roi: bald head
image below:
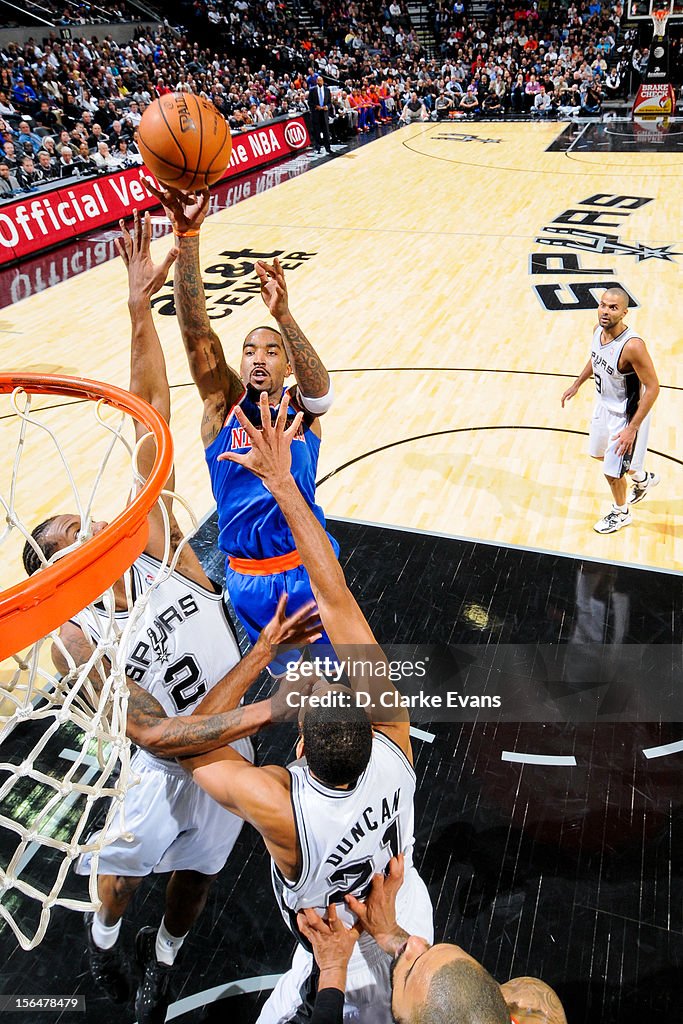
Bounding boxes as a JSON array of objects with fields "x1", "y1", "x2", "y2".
[
  {"x1": 415, "y1": 960, "x2": 509, "y2": 1024},
  {"x1": 391, "y1": 942, "x2": 510, "y2": 1024}
]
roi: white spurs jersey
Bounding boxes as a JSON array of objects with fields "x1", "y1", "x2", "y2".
[
  {"x1": 273, "y1": 732, "x2": 416, "y2": 939},
  {"x1": 74, "y1": 552, "x2": 241, "y2": 753},
  {"x1": 590, "y1": 324, "x2": 642, "y2": 419}
]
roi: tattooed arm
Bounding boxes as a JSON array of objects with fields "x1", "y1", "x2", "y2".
[
  {"x1": 145, "y1": 182, "x2": 244, "y2": 447},
  {"x1": 124, "y1": 683, "x2": 271, "y2": 758},
  {"x1": 175, "y1": 234, "x2": 245, "y2": 446},
  {"x1": 256, "y1": 257, "x2": 331, "y2": 403},
  {"x1": 50, "y1": 598, "x2": 321, "y2": 758},
  {"x1": 52, "y1": 621, "x2": 270, "y2": 758},
  {"x1": 500, "y1": 978, "x2": 568, "y2": 1024}
]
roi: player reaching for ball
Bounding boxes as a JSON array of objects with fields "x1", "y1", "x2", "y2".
[{"x1": 145, "y1": 182, "x2": 337, "y2": 674}]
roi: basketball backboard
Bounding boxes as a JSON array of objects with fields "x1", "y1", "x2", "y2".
[{"x1": 627, "y1": 0, "x2": 681, "y2": 20}]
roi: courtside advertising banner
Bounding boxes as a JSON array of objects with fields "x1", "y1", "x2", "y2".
[{"x1": 0, "y1": 116, "x2": 310, "y2": 263}]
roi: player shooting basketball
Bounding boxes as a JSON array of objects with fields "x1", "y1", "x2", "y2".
[
  {"x1": 178, "y1": 391, "x2": 434, "y2": 1024},
  {"x1": 144, "y1": 181, "x2": 337, "y2": 674},
  {"x1": 21, "y1": 212, "x2": 322, "y2": 1024}
]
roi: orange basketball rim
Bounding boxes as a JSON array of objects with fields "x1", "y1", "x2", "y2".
[{"x1": 0, "y1": 373, "x2": 173, "y2": 661}]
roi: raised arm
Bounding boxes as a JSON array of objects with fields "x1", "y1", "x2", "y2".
[
  {"x1": 220, "y1": 393, "x2": 411, "y2": 757},
  {"x1": 221, "y1": 393, "x2": 368, "y2": 644},
  {"x1": 117, "y1": 210, "x2": 212, "y2": 580},
  {"x1": 256, "y1": 257, "x2": 331, "y2": 405},
  {"x1": 52, "y1": 597, "x2": 321, "y2": 758},
  {"x1": 144, "y1": 181, "x2": 244, "y2": 446}
]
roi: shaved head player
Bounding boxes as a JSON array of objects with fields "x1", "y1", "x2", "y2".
[
  {"x1": 562, "y1": 287, "x2": 660, "y2": 534},
  {"x1": 297, "y1": 856, "x2": 567, "y2": 1024}
]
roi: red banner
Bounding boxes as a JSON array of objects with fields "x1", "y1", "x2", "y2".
[
  {"x1": 632, "y1": 83, "x2": 676, "y2": 116},
  {"x1": 0, "y1": 116, "x2": 310, "y2": 263}
]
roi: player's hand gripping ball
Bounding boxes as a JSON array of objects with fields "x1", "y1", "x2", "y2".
[{"x1": 138, "y1": 93, "x2": 232, "y2": 192}]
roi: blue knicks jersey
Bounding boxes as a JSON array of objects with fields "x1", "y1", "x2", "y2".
[{"x1": 206, "y1": 384, "x2": 328, "y2": 559}]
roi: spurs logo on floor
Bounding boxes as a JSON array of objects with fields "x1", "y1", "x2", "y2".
[
  {"x1": 529, "y1": 193, "x2": 681, "y2": 311},
  {"x1": 432, "y1": 132, "x2": 501, "y2": 144}
]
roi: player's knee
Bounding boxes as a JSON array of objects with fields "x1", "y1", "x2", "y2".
[
  {"x1": 112, "y1": 875, "x2": 144, "y2": 899},
  {"x1": 173, "y1": 869, "x2": 217, "y2": 893}
]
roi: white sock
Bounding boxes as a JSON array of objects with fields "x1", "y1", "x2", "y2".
[
  {"x1": 90, "y1": 913, "x2": 121, "y2": 950},
  {"x1": 632, "y1": 470, "x2": 647, "y2": 483},
  {"x1": 155, "y1": 917, "x2": 187, "y2": 965},
  {"x1": 615, "y1": 504, "x2": 628, "y2": 513}
]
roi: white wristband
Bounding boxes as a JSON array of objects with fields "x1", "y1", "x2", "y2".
[{"x1": 298, "y1": 382, "x2": 334, "y2": 415}]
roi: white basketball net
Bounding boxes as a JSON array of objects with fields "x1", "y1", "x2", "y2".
[
  {"x1": 0, "y1": 385, "x2": 197, "y2": 950},
  {"x1": 652, "y1": 8, "x2": 670, "y2": 34}
]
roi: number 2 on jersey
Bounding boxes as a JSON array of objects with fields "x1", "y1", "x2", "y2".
[{"x1": 165, "y1": 654, "x2": 207, "y2": 712}]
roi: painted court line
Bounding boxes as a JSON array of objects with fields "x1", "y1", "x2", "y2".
[
  {"x1": 165, "y1": 973, "x2": 282, "y2": 1020},
  {"x1": 642, "y1": 739, "x2": 683, "y2": 760},
  {"x1": 502, "y1": 751, "x2": 577, "y2": 766},
  {"x1": 409, "y1": 726, "x2": 435, "y2": 744}
]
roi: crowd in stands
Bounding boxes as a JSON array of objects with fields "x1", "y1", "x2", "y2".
[
  {"x1": 6, "y1": 1, "x2": 146, "y2": 29},
  {"x1": 0, "y1": 0, "x2": 647, "y2": 200}
]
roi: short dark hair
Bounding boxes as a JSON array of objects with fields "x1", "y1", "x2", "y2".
[
  {"x1": 410, "y1": 960, "x2": 509, "y2": 1024},
  {"x1": 302, "y1": 703, "x2": 372, "y2": 787},
  {"x1": 603, "y1": 285, "x2": 630, "y2": 307},
  {"x1": 22, "y1": 516, "x2": 58, "y2": 576},
  {"x1": 243, "y1": 325, "x2": 283, "y2": 346}
]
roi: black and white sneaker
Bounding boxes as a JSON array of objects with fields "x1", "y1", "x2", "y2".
[
  {"x1": 593, "y1": 506, "x2": 633, "y2": 534},
  {"x1": 84, "y1": 912, "x2": 134, "y2": 1004},
  {"x1": 135, "y1": 926, "x2": 176, "y2": 1024},
  {"x1": 628, "y1": 471, "x2": 660, "y2": 505}
]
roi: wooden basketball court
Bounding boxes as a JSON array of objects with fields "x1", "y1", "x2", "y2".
[
  {"x1": 2, "y1": 120, "x2": 682, "y2": 585},
  {"x1": 1, "y1": 120, "x2": 682, "y2": 1024}
]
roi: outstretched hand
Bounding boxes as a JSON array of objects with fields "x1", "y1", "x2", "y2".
[
  {"x1": 144, "y1": 179, "x2": 210, "y2": 235},
  {"x1": 217, "y1": 391, "x2": 302, "y2": 489},
  {"x1": 255, "y1": 593, "x2": 322, "y2": 659},
  {"x1": 116, "y1": 209, "x2": 178, "y2": 303},
  {"x1": 256, "y1": 257, "x2": 290, "y2": 321}
]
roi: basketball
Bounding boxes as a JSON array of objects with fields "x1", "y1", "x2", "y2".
[{"x1": 138, "y1": 93, "x2": 232, "y2": 191}]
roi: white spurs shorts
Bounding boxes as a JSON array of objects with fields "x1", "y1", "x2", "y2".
[
  {"x1": 76, "y1": 738, "x2": 253, "y2": 878},
  {"x1": 588, "y1": 404, "x2": 651, "y2": 478},
  {"x1": 257, "y1": 865, "x2": 434, "y2": 1024}
]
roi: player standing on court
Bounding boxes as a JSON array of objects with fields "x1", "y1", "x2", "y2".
[
  {"x1": 145, "y1": 182, "x2": 337, "y2": 673},
  {"x1": 561, "y1": 287, "x2": 660, "y2": 534}
]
